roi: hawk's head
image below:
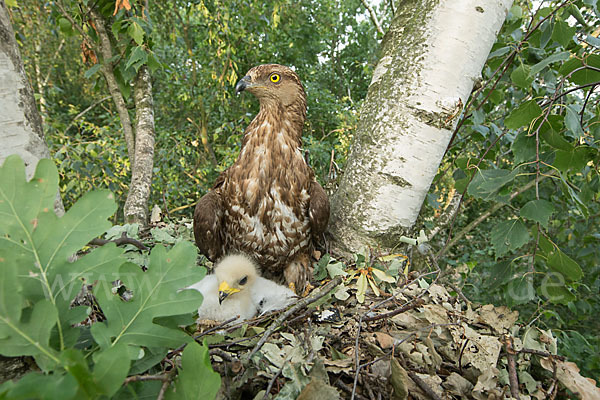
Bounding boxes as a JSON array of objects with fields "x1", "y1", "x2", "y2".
[{"x1": 235, "y1": 64, "x2": 306, "y2": 110}]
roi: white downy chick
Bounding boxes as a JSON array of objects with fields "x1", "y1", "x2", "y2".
[{"x1": 187, "y1": 254, "x2": 296, "y2": 322}]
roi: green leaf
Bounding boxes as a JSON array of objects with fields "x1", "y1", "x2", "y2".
[
  {"x1": 529, "y1": 51, "x2": 570, "y2": 75},
  {"x1": 0, "y1": 155, "x2": 57, "y2": 241},
  {"x1": 506, "y1": 277, "x2": 535, "y2": 306},
  {"x1": 539, "y1": 274, "x2": 576, "y2": 305},
  {"x1": 167, "y1": 342, "x2": 221, "y2": 400},
  {"x1": 491, "y1": 219, "x2": 531, "y2": 258},
  {"x1": 0, "y1": 155, "x2": 127, "y2": 370},
  {"x1": 547, "y1": 249, "x2": 583, "y2": 281},
  {"x1": 511, "y1": 132, "x2": 536, "y2": 164},
  {"x1": 564, "y1": 105, "x2": 584, "y2": 138},
  {"x1": 356, "y1": 273, "x2": 367, "y2": 304},
  {"x1": 5, "y1": 0, "x2": 17, "y2": 7},
  {"x1": 93, "y1": 343, "x2": 131, "y2": 397},
  {"x1": 552, "y1": 21, "x2": 576, "y2": 47},
  {"x1": 58, "y1": 17, "x2": 73, "y2": 35},
  {"x1": 84, "y1": 63, "x2": 102, "y2": 79},
  {"x1": 0, "y1": 371, "x2": 79, "y2": 400},
  {"x1": 91, "y1": 242, "x2": 204, "y2": 351},
  {"x1": 127, "y1": 21, "x2": 145, "y2": 45},
  {"x1": 487, "y1": 261, "x2": 513, "y2": 290},
  {"x1": 520, "y1": 200, "x2": 554, "y2": 228},
  {"x1": 504, "y1": 100, "x2": 542, "y2": 130},
  {"x1": 558, "y1": 54, "x2": 600, "y2": 85},
  {"x1": 125, "y1": 46, "x2": 148, "y2": 72},
  {"x1": 539, "y1": 115, "x2": 573, "y2": 151},
  {"x1": 554, "y1": 147, "x2": 591, "y2": 172},
  {"x1": 510, "y1": 64, "x2": 533, "y2": 89},
  {"x1": 468, "y1": 168, "x2": 519, "y2": 200}
]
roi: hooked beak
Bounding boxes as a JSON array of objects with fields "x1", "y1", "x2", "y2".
[
  {"x1": 235, "y1": 75, "x2": 252, "y2": 95},
  {"x1": 218, "y1": 281, "x2": 240, "y2": 304}
]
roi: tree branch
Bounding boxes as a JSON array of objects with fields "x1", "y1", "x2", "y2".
[
  {"x1": 89, "y1": 8, "x2": 136, "y2": 165},
  {"x1": 360, "y1": 0, "x2": 384, "y2": 35}
]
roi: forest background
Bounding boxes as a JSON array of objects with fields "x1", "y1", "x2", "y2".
[{"x1": 3, "y1": 0, "x2": 600, "y2": 392}]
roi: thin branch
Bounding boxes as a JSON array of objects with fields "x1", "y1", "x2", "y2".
[
  {"x1": 504, "y1": 335, "x2": 521, "y2": 400},
  {"x1": 436, "y1": 174, "x2": 554, "y2": 259},
  {"x1": 247, "y1": 275, "x2": 343, "y2": 359},
  {"x1": 88, "y1": 232, "x2": 148, "y2": 251},
  {"x1": 124, "y1": 374, "x2": 168, "y2": 384},
  {"x1": 580, "y1": 84, "x2": 598, "y2": 128},
  {"x1": 65, "y1": 96, "x2": 112, "y2": 132},
  {"x1": 360, "y1": 0, "x2": 384, "y2": 35}
]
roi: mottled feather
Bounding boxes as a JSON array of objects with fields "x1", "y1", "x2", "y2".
[{"x1": 193, "y1": 64, "x2": 329, "y2": 291}]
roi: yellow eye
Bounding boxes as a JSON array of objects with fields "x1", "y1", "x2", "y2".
[{"x1": 270, "y1": 73, "x2": 280, "y2": 83}]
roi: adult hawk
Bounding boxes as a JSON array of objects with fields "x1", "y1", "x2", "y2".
[{"x1": 193, "y1": 64, "x2": 330, "y2": 292}]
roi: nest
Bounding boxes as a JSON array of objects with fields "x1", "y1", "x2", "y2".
[{"x1": 186, "y1": 271, "x2": 597, "y2": 400}]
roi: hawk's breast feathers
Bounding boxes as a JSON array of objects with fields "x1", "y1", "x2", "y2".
[{"x1": 193, "y1": 64, "x2": 330, "y2": 288}]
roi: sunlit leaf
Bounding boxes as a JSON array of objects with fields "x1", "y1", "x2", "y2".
[{"x1": 504, "y1": 100, "x2": 543, "y2": 130}]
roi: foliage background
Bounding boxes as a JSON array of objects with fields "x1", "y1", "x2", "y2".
[{"x1": 7, "y1": 0, "x2": 600, "y2": 385}]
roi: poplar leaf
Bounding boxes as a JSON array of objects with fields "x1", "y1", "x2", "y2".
[
  {"x1": 520, "y1": 200, "x2": 554, "y2": 228},
  {"x1": 491, "y1": 219, "x2": 530, "y2": 258},
  {"x1": 504, "y1": 100, "x2": 542, "y2": 130}
]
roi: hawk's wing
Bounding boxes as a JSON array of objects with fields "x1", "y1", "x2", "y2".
[
  {"x1": 193, "y1": 170, "x2": 228, "y2": 261},
  {"x1": 309, "y1": 179, "x2": 330, "y2": 237}
]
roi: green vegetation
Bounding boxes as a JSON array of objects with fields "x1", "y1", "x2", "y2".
[{"x1": 3, "y1": 0, "x2": 600, "y2": 396}]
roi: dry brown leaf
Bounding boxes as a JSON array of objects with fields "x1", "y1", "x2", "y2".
[
  {"x1": 443, "y1": 372, "x2": 474, "y2": 397},
  {"x1": 113, "y1": 0, "x2": 132, "y2": 15},
  {"x1": 540, "y1": 358, "x2": 600, "y2": 400},
  {"x1": 374, "y1": 331, "x2": 395, "y2": 349}
]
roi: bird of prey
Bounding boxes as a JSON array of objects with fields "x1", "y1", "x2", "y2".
[
  {"x1": 193, "y1": 64, "x2": 330, "y2": 292},
  {"x1": 187, "y1": 254, "x2": 296, "y2": 322}
]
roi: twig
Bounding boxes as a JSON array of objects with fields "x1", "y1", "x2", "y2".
[
  {"x1": 504, "y1": 335, "x2": 521, "y2": 400},
  {"x1": 447, "y1": 283, "x2": 470, "y2": 304},
  {"x1": 405, "y1": 368, "x2": 443, "y2": 400},
  {"x1": 263, "y1": 360, "x2": 286, "y2": 400},
  {"x1": 64, "y1": 96, "x2": 112, "y2": 132},
  {"x1": 580, "y1": 83, "x2": 598, "y2": 127},
  {"x1": 170, "y1": 316, "x2": 239, "y2": 357},
  {"x1": 124, "y1": 373, "x2": 168, "y2": 384},
  {"x1": 247, "y1": 276, "x2": 343, "y2": 359},
  {"x1": 519, "y1": 348, "x2": 566, "y2": 361},
  {"x1": 156, "y1": 370, "x2": 173, "y2": 400},
  {"x1": 359, "y1": 0, "x2": 384, "y2": 35},
  {"x1": 335, "y1": 379, "x2": 369, "y2": 400},
  {"x1": 436, "y1": 174, "x2": 554, "y2": 259},
  {"x1": 88, "y1": 232, "x2": 148, "y2": 251},
  {"x1": 209, "y1": 348, "x2": 234, "y2": 362},
  {"x1": 363, "y1": 298, "x2": 424, "y2": 322}
]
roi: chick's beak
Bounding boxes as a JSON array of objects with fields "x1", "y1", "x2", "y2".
[
  {"x1": 218, "y1": 281, "x2": 240, "y2": 304},
  {"x1": 235, "y1": 75, "x2": 252, "y2": 95}
]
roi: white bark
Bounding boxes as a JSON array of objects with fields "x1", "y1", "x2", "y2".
[
  {"x1": 330, "y1": 0, "x2": 512, "y2": 252},
  {"x1": 0, "y1": 1, "x2": 63, "y2": 215},
  {"x1": 124, "y1": 65, "x2": 155, "y2": 225}
]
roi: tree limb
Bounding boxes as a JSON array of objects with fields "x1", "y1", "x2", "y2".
[
  {"x1": 89, "y1": 8, "x2": 136, "y2": 165},
  {"x1": 359, "y1": 0, "x2": 384, "y2": 35}
]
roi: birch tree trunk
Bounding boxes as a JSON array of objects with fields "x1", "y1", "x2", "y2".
[
  {"x1": 124, "y1": 65, "x2": 155, "y2": 224},
  {"x1": 329, "y1": 0, "x2": 512, "y2": 253},
  {"x1": 0, "y1": 1, "x2": 64, "y2": 215}
]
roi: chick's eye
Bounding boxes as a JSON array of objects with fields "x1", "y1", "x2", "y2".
[
  {"x1": 239, "y1": 276, "x2": 248, "y2": 285},
  {"x1": 270, "y1": 74, "x2": 280, "y2": 83}
]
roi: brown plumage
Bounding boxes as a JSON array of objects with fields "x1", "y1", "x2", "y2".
[{"x1": 193, "y1": 64, "x2": 330, "y2": 292}]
